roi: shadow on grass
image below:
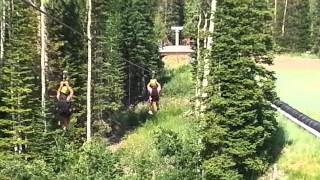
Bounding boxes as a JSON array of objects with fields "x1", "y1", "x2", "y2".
[
  {"x1": 106, "y1": 65, "x2": 192, "y2": 145},
  {"x1": 269, "y1": 126, "x2": 286, "y2": 163},
  {"x1": 257, "y1": 124, "x2": 287, "y2": 179},
  {"x1": 107, "y1": 107, "x2": 152, "y2": 144}
]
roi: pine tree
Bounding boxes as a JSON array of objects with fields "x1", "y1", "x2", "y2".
[
  {"x1": 158, "y1": 0, "x2": 185, "y2": 44},
  {"x1": 310, "y1": 0, "x2": 320, "y2": 54},
  {"x1": 91, "y1": 0, "x2": 125, "y2": 137},
  {"x1": 274, "y1": 0, "x2": 311, "y2": 52},
  {"x1": 121, "y1": 0, "x2": 163, "y2": 105},
  {"x1": 0, "y1": 0, "x2": 41, "y2": 154},
  {"x1": 201, "y1": 0, "x2": 278, "y2": 179}
]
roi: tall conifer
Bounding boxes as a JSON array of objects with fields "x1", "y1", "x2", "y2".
[
  {"x1": 0, "y1": 0, "x2": 40, "y2": 153},
  {"x1": 201, "y1": 0, "x2": 278, "y2": 179}
]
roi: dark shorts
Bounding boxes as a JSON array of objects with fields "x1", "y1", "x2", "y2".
[
  {"x1": 150, "y1": 89, "x2": 159, "y2": 102},
  {"x1": 57, "y1": 94, "x2": 72, "y2": 117}
]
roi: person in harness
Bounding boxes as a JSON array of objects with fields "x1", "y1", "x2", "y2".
[
  {"x1": 56, "y1": 71, "x2": 74, "y2": 131},
  {"x1": 147, "y1": 78, "x2": 161, "y2": 115}
]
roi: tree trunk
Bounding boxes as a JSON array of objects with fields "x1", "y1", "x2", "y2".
[
  {"x1": 128, "y1": 65, "x2": 131, "y2": 105},
  {"x1": 40, "y1": 0, "x2": 48, "y2": 131},
  {"x1": 195, "y1": 13, "x2": 202, "y2": 114},
  {"x1": 200, "y1": 0, "x2": 217, "y2": 112},
  {"x1": 86, "y1": 0, "x2": 92, "y2": 141},
  {"x1": 0, "y1": 0, "x2": 5, "y2": 64},
  {"x1": 282, "y1": 0, "x2": 288, "y2": 36},
  {"x1": 203, "y1": 13, "x2": 208, "y2": 48},
  {"x1": 207, "y1": 0, "x2": 216, "y2": 49},
  {"x1": 274, "y1": 0, "x2": 277, "y2": 24}
]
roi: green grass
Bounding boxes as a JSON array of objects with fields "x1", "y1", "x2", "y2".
[
  {"x1": 118, "y1": 61, "x2": 320, "y2": 179},
  {"x1": 275, "y1": 115, "x2": 320, "y2": 180},
  {"x1": 120, "y1": 97, "x2": 195, "y2": 152},
  {"x1": 117, "y1": 66, "x2": 198, "y2": 176},
  {"x1": 275, "y1": 69, "x2": 320, "y2": 120},
  {"x1": 270, "y1": 56, "x2": 320, "y2": 179}
]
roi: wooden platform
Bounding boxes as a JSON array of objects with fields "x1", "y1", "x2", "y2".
[
  {"x1": 160, "y1": 46, "x2": 194, "y2": 69},
  {"x1": 159, "y1": 45, "x2": 194, "y2": 56}
]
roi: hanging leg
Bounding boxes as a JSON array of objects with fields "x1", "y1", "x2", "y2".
[{"x1": 63, "y1": 116, "x2": 70, "y2": 131}]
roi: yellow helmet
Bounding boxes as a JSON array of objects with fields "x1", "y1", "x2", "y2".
[
  {"x1": 149, "y1": 79, "x2": 158, "y2": 88},
  {"x1": 60, "y1": 86, "x2": 69, "y2": 94}
]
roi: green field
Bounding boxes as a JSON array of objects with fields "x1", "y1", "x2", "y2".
[
  {"x1": 273, "y1": 115, "x2": 320, "y2": 180},
  {"x1": 270, "y1": 56, "x2": 320, "y2": 179},
  {"x1": 275, "y1": 69, "x2": 320, "y2": 120}
]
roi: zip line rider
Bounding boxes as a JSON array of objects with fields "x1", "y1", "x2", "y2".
[
  {"x1": 147, "y1": 74, "x2": 161, "y2": 115},
  {"x1": 56, "y1": 71, "x2": 74, "y2": 131}
]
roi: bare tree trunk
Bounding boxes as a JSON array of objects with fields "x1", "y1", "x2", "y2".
[
  {"x1": 207, "y1": 0, "x2": 216, "y2": 50},
  {"x1": 274, "y1": 0, "x2": 277, "y2": 24},
  {"x1": 128, "y1": 65, "x2": 131, "y2": 106},
  {"x1": 86, "y1": 0, "x2": 92, "y2": 141},
  {"x1": 203, "y1": 13, "x2": 208, "y2": 48},
  {"x1": 200, "y1": 0, "x2": 216, "y2": 112},
  {"x1": 0, "y1": 0, "x2": 5, "y2": 63},
  {"x1": 195, "y1": 13, "x2": 202, "y2": 114},
  {"x1": 40, "y1": 0, "x2": 48, "y2": 131},
  {"x1": 281, "y1": 0, "x2": 288, "y2": 36}
]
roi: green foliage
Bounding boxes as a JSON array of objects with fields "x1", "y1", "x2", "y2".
[
  {"x1": 162, "y1": 65, "x2": 194, "y2": 97},
  {"x1": 1, "y1": 138, "x2": 122, "y2": 179},
  {"x1": 198, "y1": 0, "x2": 278, "y2": 179},
  {"x1": 120, "y1": 0, "x2": 163, "y2": 105},
  {"x1": 153, "y1": 127, "x2": 202, "y2": 179},
  {"x1": 0, "y1": 0, "x2": 41, "y2": 154},
  {"x1": 153, "y1": 127, "x2": 182, "y2": 157},
  {"x1": 91, "y1": 0, "x2": 125, "y2": 137},
  {"x1": 274, "y1": 0, "x2": 311, "y2": 52},
  {"x1": 46, "y1": 0, "x2": 87, "y2": 129},
  {"x1": 0, "y1": 157, "x2": 55, "y2": 180},
  {"x1": 62, "y1": 139, "x2": 122, "y2": 179},
  {"x1": 184, "y1": 0, "x2": 209, "y2": 38},
  {"x1": 157, "y1": 0, "x2": 185, "y2": 43},
  {"x1": 310, "y1": 0, "x2": 320, "y2": 55}
]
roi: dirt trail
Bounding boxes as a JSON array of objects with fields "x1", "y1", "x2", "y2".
[{"x1": 266, "y1": 55, "x2": 320, "y2": 71}]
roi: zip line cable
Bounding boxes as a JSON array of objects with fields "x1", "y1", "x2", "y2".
[
  {"x1": 22, "y1": 0, "x2": 153, "y2": 74},
  {"x1": 23, "y1": 0, "x2": 85, "y2": 38}
]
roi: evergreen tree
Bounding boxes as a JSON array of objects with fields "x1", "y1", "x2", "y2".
[
  {"x1": 91, "y1": 0, "x2": 125, "y2": 136},
  {"x1": 158, "y1": 0, "x2": 185, "y2": 44},
  {"x1": 201, "y1": 0, "x2": 278, "y2": 179},
  {"x1": 0, "y1": 0, "x2": 41, "y2": 154},
  {"x1": 310, "y1": 0, "x2": 320, "y2": 55},
  {"x1": 121, "y1": 0, "x2": 163, "y2": 105},
  {"x1": 274, "y1": 0, "x2": 311, "y2": 52}
]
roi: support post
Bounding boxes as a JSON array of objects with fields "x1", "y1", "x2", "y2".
[
  {"x1": 86, "y1": 0, "x2": 92, "y2": 141},
  {"x1": 171, "y1": 26, "x2": 183, "y2": 46}
]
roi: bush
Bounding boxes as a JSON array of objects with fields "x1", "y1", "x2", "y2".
[
  {"x1": 162, "y1": 65, "x2": 193, "y2": 97},
  {"x1": 59, "y1": 138, "x2": 123, "y2": 179},
  {"x1": 153, "y1": 127, "x2": 202, "y2": 179},
  {"x1": 0, "y1": 157, "x2": 55, "y2": 180}
]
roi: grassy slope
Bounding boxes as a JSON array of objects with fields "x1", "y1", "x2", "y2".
[
  {"x1": 275, "y1": 69, "x2": 320, "y2": 120},
  {"x1": 271, "y1": 55, "x2": 320, "y2": 179},
  {"x1": 118, "y1": 66, "x2": 198, "y2": 176},
  {"x1": 275, "y1": 115, "x2": 320, "y2": 180},
  {"x1": 118, "y1": 56, "x2": 320, "y2": 179}
]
